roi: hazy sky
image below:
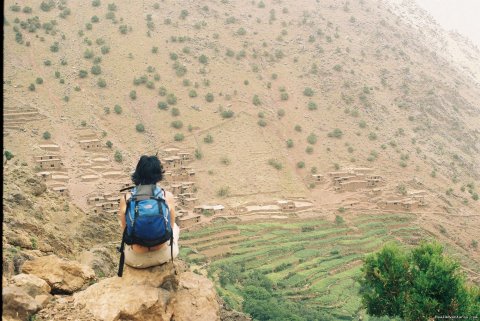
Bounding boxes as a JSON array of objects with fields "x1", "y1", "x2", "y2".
[{"x1": 414, "y1": 0, "x2": 480, "y2": 47}]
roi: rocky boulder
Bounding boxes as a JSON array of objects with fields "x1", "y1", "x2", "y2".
[
  {"x1": 21, "y1": 255, "x2": 95, "y2": 294},
  {"x1": 73, "y1": 262, "x2": 220, "y2": 321},
  {"x1": 172, "y1": 271, "x2": 221, "y2": 321},
  {"x1": 2, "y1": 286, "x2": 42, "y2": 321},
  {"x1": 12, "y1": 273, "x2": 51, "y2": 297}
]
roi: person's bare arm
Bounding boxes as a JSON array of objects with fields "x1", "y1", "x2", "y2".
[
  {"x1": 165, "y1": 191, "x2": 176, "y2": 228},
  {"x1": 118, "y1": 194, "x2": 127, "y2": 231}
]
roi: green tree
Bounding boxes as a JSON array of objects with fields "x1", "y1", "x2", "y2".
[{"x1": 359, "y1": 242, "x2": 480, "y2": 320}]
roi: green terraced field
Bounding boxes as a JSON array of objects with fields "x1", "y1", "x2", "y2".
[{"x1": 179, "y1": 213, "x2": 472, "y2": 320}]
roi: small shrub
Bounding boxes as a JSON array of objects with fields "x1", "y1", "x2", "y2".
[
  {"x1": 217, "y1": 186, "x2": 230, "y2": 197},
  {"x1": 236, "y1": 27, "x2": 246, "y2": 35},
  {"x1": 155, "y1": 87, "x2": 166, "y2": 97},
  {"x1": 286, "y1": 139, "x2": 293, "y2": 148},
  {"x1": 158, "y1": 101, "x2": 168, "y2": 110},
  {"x1": 277, "y1": 109, "x2": 285, "y2": 117},
  {"x1": 4, "y1": 151, "x2": 14, "y2": 160},
  {"x1": 198, "y1": 54, "x2": 208, "y2": 64},
  {"x1": 129, "y1": 90, "x2": 137, "y2": 100},
  {"x1": 50, "y1": 41, "x2": 60, "y2": 52},
  {"x1": 84, "y1": 49, "x2": 94, "y2": 59},
  {"x1": 174, "y1": 133, "x2": 184, "y2": 141},
  {"x1": 114, "y1": 150, "x2": 123, "y2": 162},
  {"x1": 29, "y1": 83, "x2": 35, "y2": 91},
  {"x1": 258, "y1": 119, "x2": 267, "y2": 127},
  {"x1": 42, "y1": 131, "x2": 51, "y2": 140},
  {"x1": 97, "y1": 78, "x2": 106, "y2": 87},
  {"x1": 171, "y1": 107, "x2": 180, "y2": 117},
  {"x1": 220, "y1": 157, "x2": 231, "y2": 165},
  {"x1": 167, "y1": 93, "x2": 177, "y2": 105},
  {"x1": 328, "y1": 128, "x2": 343, "y2": 138},
  {"x1": 188, "y1": 90, "x2": 197, "y2": 98},
  {"x1": 195, "y1": 149, "x2": 202, "y2": 160},
  {"x1": 10, "y1": 5, "x2": 21, "y2": 12},
  {"x1": 205, "y1": 93, "x2": 214, "y2": 102},
  {"x1": 221, "y1": 110, "x2": 234, "y2": 119},
  {"x1": 306, "y1": 146, "x2": 313, "y2": 154},
  {"x1": 204, "y1": 134, "x2": 213, "y2": 144},
  {"x1": 308, "y1": 101, "x2": 317, "y2": 110},
  {"x1": 91, "y1": 65, "x2": 101, "y2": 75},
  {"x1": 294, "y1": 125, "x2": 302, "y2": 132},
  {"x1": 307, "y1": 133, "x2": 317, "y2": 145},
  {"x1": 113, "y1": 104, "x2": 122, "y2": 114},
  {"x1": 335, "y1": 214, "x2": 345, "y2": 223},
  {"x1": 106, "y1": 141, "x2": 113, "y2": 148},
  {"x1": 92, "y1": 0, "x2": 101, "y2": 7},
  {"x1": 368, "y1": 132, "x2": 377, "y2": 140},
  {"x1": 280, "y1": 92, "x2": 289, "y2": 101},
  {"x1": 268, "y1": 159, "x2": 282, "y2": 170},
  {"x1": 303, "y1": 87, "x2": 314, "y2": 97},
  {"x1": 252, "y1": 95, "x2": 261, "y2": 106},
  {"x1": 179, "y1": 9, "x2": 189, "y2": 19},
  {"x1": 171, "y1": 120, "x2": 183, "y2": 129},
  {"x1": 136, "y1": 123, "x2": 145, "y2": 132},
  {"x1": 297, "y1": 161, "x2": 305, "y2": 169},
  {"x1": 119, "y1": 25, "x2": 128, "y2": 34}
]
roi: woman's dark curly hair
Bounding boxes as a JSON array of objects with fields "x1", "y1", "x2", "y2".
[{"x1": 131, "y1": 155, "x2": 165, "y2": 185}]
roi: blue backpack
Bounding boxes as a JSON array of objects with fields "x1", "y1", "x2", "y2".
[{"x1": 117, "y1": 184, "x2": 174, "y2": 277}]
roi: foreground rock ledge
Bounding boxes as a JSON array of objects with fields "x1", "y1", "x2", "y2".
[
  {"x1": 21, "y1": 255, "x2": 95, "y2": 294},
  {"x1": 73, "y1": 263, "x2": 220, "y2": 321}
]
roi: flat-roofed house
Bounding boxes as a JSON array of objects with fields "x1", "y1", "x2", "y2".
[
  {"x1": 194, "y1": 204, "x2": 225, "y2": 215},
  {"x1": 277, "y1": 200, "x2": 295, "y2": 212},
  {"x1": 79, "y1": 139, "x2": 102, "y2": 151}
]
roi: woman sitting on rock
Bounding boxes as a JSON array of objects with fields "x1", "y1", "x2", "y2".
[{"x1": 117, "y1": 155, "x2": 179, "y2": 272}]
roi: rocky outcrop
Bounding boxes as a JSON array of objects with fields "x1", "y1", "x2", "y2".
[
  {"x1": 21, "y1": 255, "x2": 95, "y2": 294},
  {"x1": 12, "y1": 273, "x2": 51, "y2": 297},
  {"x1": 73, "y1": 262, "x2": 220, "y2": 321},
  {"x1": 78, "y1": 247, "x2": 116, "y2": 278},
  {"x1": 2, "y1": 286, "x2": 42, "y2": 321}
]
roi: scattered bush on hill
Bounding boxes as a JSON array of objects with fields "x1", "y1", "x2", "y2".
[
  {"x1": 205, "y1": 93, "x2": 214, "y2": 102},
  {"x1": 303, "y1": 87, "x2": 314, "y2": 97},
  {"x1": 174, "y1": 133, "x2": 184, "y2": 141},
  {"x1": 114, "y1": 150, "x2": 122, "y2": 162},
  {"x1": 4, "y1": 151, "x2": 14, "y2": 160},
  {"x1": 307, "y1": 133, "x2": 317, "y2": 145},
  {"x1": 204, "y1": 134, "x2": 213, "y2": 144},
  {"x1": 268, "y1": 159, "x2": 282, "y2": 170},
  {"x1": 136, "y1": 123, "x2": 145, "y2": 132},
  {"x1": 171, "y1": 120, "x2": 183, "y2": 129},
  {"x1": 217, "y1": 186, "x2": 230, "y2": 197},
  {"x1": 221, "y1": 110, "x2": 234, "y2": 119},
  {"x1": 328, "y1": 128, "x2": 343, "y2": 138}
]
